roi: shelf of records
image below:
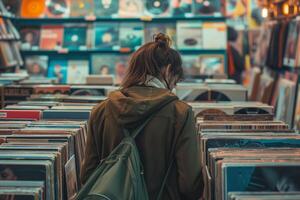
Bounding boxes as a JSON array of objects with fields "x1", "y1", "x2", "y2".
[
  {"x1": 0, "y1": 0, "x2": 14, "y2": 19},
  {"x1": 17, "y1": 21, "x2": 227, "y2": 52},
  {"x1": 246, "y1": 67, "x2": 300, "y2": 130},
  {"x1": 0, "y1": 18, "x2": 20, "y2": 40},
  {"x1": 0, "y1": 118, "x2": 89, "y2": 200},
  {"x1": 253, "y1": 16, "x2": 300, "y2": 69},
  {"x1": 0, "y1": 74, "x2": 247, "y2": 107},
  {"x1": 4, "y1": 0, "x2": 227, "y2": 21},
  {"x1": 0, "y1": 92, "x2": 299, "y2": 199},
  {"x1": 20, "y1": 53, "x2": 227, "y2": 85},
  {"x1": 194, "y1": 101, "x2": 300, "y2": 199},
  {"x1": 0, "y1": 41, "x2": 23, "y2": 70}
]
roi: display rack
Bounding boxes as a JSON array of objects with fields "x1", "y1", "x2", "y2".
[
  {"x1": 13, "y1": 16, "x2": 226, "y2": 24},
  {"x1": 12, "y1": 14, "x2": 228, "y2": 80},
  {"x1": 0, "y1": 7, "x2": 21, "y2": 72}
]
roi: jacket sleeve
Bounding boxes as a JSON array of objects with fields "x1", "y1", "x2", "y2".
[
  {"x1": 80, "y1": 107, "x2": 102, "y2": 185},
  {"x1": 175, "y1": 107, "x2": 204, "y2": 199}
]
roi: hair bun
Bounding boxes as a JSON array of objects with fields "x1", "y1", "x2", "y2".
[{"x1": 154, "y1": 33, "x2": 171, "y2": 48}]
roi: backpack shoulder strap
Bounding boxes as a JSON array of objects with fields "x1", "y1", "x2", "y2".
[{"x1": 156, "y1": 158, "x2": 174, "y2": 200}]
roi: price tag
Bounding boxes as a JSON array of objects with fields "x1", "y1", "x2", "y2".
[
  {"x1": 184, "y1": 13, "x2": 194, "y2": 18},
  {"x1": 140, "y1": 15, "x2": 153, "y2": 21},
  {"x1": 32, "y1": 46, "x2": 39, "y2": 51},
  {"x1": 85, "y1": 15, "x2": 96, "y2": 21},
  {"x1": 58, "y1": 48, "x2": 69, "y2": 54},
  {"x1": 119, "y1": 47, "x2": 131, "y2": 53},
  {"x1": 112, "y1": 46, "x2": 120, "y2": 51},
  {"x1": 79, "y1": 46, "x2": 87, "y2": 51}
]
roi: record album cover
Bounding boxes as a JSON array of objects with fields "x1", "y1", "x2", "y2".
[
  {"x1": 39, "y1": 25, "x2": 64, "y2": 50},
  {"x1": 91, "y1": 54, "x2": 116, "y2": 75},
  {"x1": 3, "y1": 0, "x2": 21, "y2": 16},
  {"x1": 114, "y1": 55, "x2": 128, "y2": 85},
  {"x1": 144, "y1": 0, "x2": 170, "y2": 17},
  {"x1": 224, "y1": 162, "x2": 300, "y2": 200},
  {"x1": 65, "y1": 155, "x2": 78, "y2": 200},
  {"x1": 45, "y1": 0, "x2": 71, "y2": 18},
  {"x1": 20, "y1": 27, "x2": 40, "y2": 50},
  {"x1": 119, "y1": 23, "x2": 144, "y2": 49},
  {"x1": 70, "y1": 0, "x2": 94, "y2": 17},
  {"x1": 171, "y1": 0, "x2": 193, "y2": 16},
  {"x1": 182, "y1": 55, "x2": 201, "y2": 77},
  {"x1": 67, "y1": 60, "x2": 89, "y2": 84},
  {"x1": 0, "y1": 160, "x2": 53, "y2": 200},
  {"x1": 93, "y1": 23, "x2": 119, "y2": 49},
  {"x1": 296, "y1": 25, "x2": 300, "y2": 68},
  {"x1": 284, "y1": 20, "x2": 300, "y2": 67},
  {"x1": 94, "y1": 0, "x2": 119, "y2": 17},
  {"x1": 48, "y1": 60, "x2": 68, "y2": 84},
  {"x1": 294, "y1": 83, "x2": 300, "y2": 132},
  {"x1": 25, "y1": 56, "x2": 48, "y2": 77},
  {"x1": 119, "y1": 0, "x2": 144, "y2": 17},
  {"x1": 198, "y1": 54, "x2": 225, "y2": 75},
  {"x1": 276, "y1": 78, "x2": 296, "y2": 127},
  {"x1": 177, "y1": 21, "x2": 202, "y2": 50},
  {"x1": 20, "y1": 0, "x2": 45, "y2": 18},
  {"x1": 63, "y1": 25, "x2": 87, "y2": 50},
  {"x1": 202, "y1": 22, "x2": 226, "y2": 49},
  {"x1": 193, "y1": 0, "x2": 223, "y2": 16},
  {"x1": 0, "y1": 188, "x2": 41, "y2": 200}
]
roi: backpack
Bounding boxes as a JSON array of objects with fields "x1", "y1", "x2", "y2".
[{"x1": 76, "y1": 109, "x2": 174, "y2": 200}]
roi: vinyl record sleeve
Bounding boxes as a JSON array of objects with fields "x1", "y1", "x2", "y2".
[
  {"x1": 63, "y1": 25, "x2": 87, "y2": 50},
  {"x1": 20, "y1": 0, "x2": 45, "y2": 18},
  {"x1": 176, "y1": 21, "x2": 202, "y2": 50},
  {"x1": 67, "y1": 60, "x2": 89, "y2": 84},
  {"x1": 45, "y1": 0, "x2": 71, "y2": 18},
  {"x1": 25, "y1": 56, "x2": 48, "y2": 77},
  {"x1": 144, "y1": 0, "x2": 171, "y2": 17},
  {"x1": 47, "y1": 60, "x2": 68, "y2": 84},
  {"x1": 119, "y1": 0, "x2": 144, "y2": 17},
  {"x1": 0, "y1": 159, "x2": 53, "y2": 200},
  {"x1": 20, "y1": 27, "x2": 40, "y2": 50},
  {"x1": 70, "y1": 0, "x2": 94, "y2": 17},
  {"x1": 94, "y1": 0, "x2": 119, "y2": 17},
  {"x1": 91, "y1": 54, "x2": 116, "y2": 75},
  {"x1": 39, "y1": 25, "x2": 64, "y2": 50},
  {"x1": 93, "y1": 22, "x2": 119, "y2": 50},
  {"x1": 119, "y1": 23, "x2": 144, "y2": 49}
]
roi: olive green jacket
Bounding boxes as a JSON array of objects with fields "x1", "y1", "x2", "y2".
[{"x1": 80, "y1": 86, "x2": 204, "y2": 200}]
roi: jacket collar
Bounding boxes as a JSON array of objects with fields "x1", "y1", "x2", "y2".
[{"x1": 144, "y1": 75, "x2": 168, "y2": 89}]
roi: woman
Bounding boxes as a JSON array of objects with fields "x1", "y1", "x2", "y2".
[{"x1": 80, "y1": 33, "x2": 204, "y2": 200}]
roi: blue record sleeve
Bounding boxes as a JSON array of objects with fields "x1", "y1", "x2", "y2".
[
  {"x1": 94, "y1": 0, "x2": 119, "y2": 17},
  {"x1": 63, "y1": 25, "x2": 87, "y2": 50},
  {"x1": 94, "y1": 23, "x2": 119, "y2": 50},
  {"x1": 48, "y1": 60, "x2": 68, "y2": 84},
  {"x1": 119, "y1": 23, "x2": 144, "y2": 49},
  {"x1": 224, "y1": 163, "x2": 300, "y2": 200}
]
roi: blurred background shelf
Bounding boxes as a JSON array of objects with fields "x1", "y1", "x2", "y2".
[{"x1": 13, "y1": 16, "x2": 227, "y2": 25}]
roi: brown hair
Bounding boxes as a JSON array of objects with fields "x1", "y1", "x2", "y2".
[{"x1": 121, "y1": 33, "x2": 183, "y2": 89}]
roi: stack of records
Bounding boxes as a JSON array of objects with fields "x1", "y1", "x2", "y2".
[
  {"x1": 1, "y1": 94, "x2": 106, "y2": 120},
  {"x1": 2, "y1": 83, "x2": 113, "y2": 106},
  {"x1": 176, "y1": 82, "x2": 247, "y2": 102},
  {"x1": 192, "y1": 101, "x2": 300, "y2": 199},
  {"x1": 0, "y1": 119, "x2": 87, "y2": 200}
]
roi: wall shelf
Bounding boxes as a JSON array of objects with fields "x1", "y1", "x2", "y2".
[
  {"x1": 13, "y1": 16, "x2": 226, "y2": 25},
  {"x1": 20, "y1": 49, "x2": 227, "y2": 55}
]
